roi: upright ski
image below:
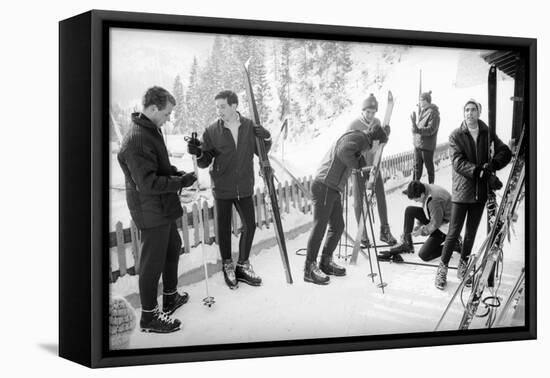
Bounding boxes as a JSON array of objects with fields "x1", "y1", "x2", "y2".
[{"x1": 242, "y1": 60, "x2": 293, "y2": 284}]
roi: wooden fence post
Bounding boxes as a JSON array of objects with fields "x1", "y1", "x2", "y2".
[
  {"x1": 192, "y1": 202, "x2": 200, "y2": 246},
  {"x1": 202, "y1": 200, "x2": 211, "y2": 244},
  {"x1": 130, "y1": 220, "x2": 141, "y2": 273},
  {"x1": 181, "y1": 207, "x2": 190, "y2": 254},
  {"x1": 115, "y1": 221, "x2": 127, "y2": 277},
  {"x1": 212, "y1": 201, "x2": 219, "y2": 244}
]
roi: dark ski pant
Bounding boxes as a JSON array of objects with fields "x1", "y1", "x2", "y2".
[
  {"x1": 215, "y1": 196, "x2": 256, "y2": 262},
  {"x1": 414, "y1": 148, "x2": 435, "y2": 184},
  {"x1": 306, "y1": 181, "x2": 345, "y2": 264},
  {"x1": 352, "y1": 170, "x2": 389, "y2": 233},
  {"x1": 441, "y1": 202, "x2": 485, "y2": 265},
  {"x1": 139, "y1": 221, "x2": 181, "y2": 311},
  {"x1": 402, "y1": 206, "x2": 447, "y2": 261}
]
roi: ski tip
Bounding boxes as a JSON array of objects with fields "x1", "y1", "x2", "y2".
[{"x1": 244, "y1": 57, "x2": 252, "y2": 70}]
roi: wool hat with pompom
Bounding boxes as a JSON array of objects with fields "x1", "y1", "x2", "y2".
[
  {"x1": 362, "y1": 93, "x2": 378, "y2": 111},
  {"x1": 420, "y1": 91, "x2": 432, "y2": 103}
]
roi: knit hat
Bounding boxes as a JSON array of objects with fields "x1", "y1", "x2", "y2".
[
  {"x1": 420, "y1": 91, "x2": 432, "y2": 103},
  {"x1": 362, "y1": 93, "x2": 378, "y2": 111},
  {"x1": 464, "y1": 99, "x2": 482, "y2": 114}
]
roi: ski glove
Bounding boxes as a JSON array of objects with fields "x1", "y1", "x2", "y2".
[
  {"x1": 180, "y1": 172, "x2": 197, "y2": 188},
  {"x1": 368, "y1": 124, "x2": 388, "y2": 144},
  {"x1": 488, "y1": 174, "x2": 503, "y2": 191},
  {"x1": 187, "y1": 143, "x2": 202, "y2": 157},
  {"x1": 383, "y1": 124, "x2": 391, "y2": 137},
  {"x1": 253, "y1": 125, "x2": 271, "y2": 140}
]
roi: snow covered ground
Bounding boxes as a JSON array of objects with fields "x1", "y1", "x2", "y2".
[{"x1": 111, "y1": 161, "x2": 525, "y2": 350}]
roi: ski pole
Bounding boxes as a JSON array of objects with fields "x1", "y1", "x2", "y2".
[{"x1": 364, "y1": 185, "x2": 387, "y2": 292}]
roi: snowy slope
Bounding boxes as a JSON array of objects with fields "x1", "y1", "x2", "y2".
[{"x1": 112, "y1": 163, "x2": 525, "y2": 349}]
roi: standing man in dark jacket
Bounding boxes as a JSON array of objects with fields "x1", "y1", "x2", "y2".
[
  {"x1": 434, "y1": 99, "x2": 512, "y2": 290},
  {"x1": 187, "y1": 90, "x2": 272, "y2": 290},
  {"x1": 411, "y1": 91, "x2": 440, "y2": 184},
  {"x1": 348, "y1": 94, "x2": 397, "y2": 247},
  {"x1": 118, "y1": 86, "x2": 198, "y2": 333},
  {"x1": 304, "y1": 126, "x2": 388, "y2": 285}
]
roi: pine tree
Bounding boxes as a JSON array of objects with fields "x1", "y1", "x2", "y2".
[
  {"x1": 185, "y1": 57, "x2": 202, "y2": 132},
  {"x1": 172, "y1": 75, "x2": 186, "y2": 134},
  {"x1": 277, "y1": 40, "x2": 292, "y2": 123}
]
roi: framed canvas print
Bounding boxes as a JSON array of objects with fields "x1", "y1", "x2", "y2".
[{"x1": 59, "y1": 9, "x2": 536, "y2": 368}]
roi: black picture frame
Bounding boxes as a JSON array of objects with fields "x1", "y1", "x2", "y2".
[{"x1": 59, "y1": 9, "x2": 537, "y2": 368}]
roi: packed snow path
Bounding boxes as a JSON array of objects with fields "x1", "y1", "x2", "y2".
[{"x1": 116, "y1": 162, "x2": 525, "y2": 349}]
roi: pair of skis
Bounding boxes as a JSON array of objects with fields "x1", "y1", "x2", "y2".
[{"x1": 243, "y1": 60, "x2": 294, "y2": 284}]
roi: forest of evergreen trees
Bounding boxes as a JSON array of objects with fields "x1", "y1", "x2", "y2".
[{"x1": 110, "y1": 35, "x2": 407, "y2": 144}]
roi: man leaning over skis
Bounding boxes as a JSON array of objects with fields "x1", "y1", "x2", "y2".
[{"x1": 304, "y1": 122, "x2": 389, "y2": 285}]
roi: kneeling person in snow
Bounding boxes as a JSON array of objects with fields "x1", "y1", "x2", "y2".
[
  {"x1": 118, "y1": 86, "x2": 197, "y2": 333},
  {"x1": 386, "y1": 180, "x2": 461, "y2": 262},
  {"x1": 304, "y1": 125, "x2": 389, "y2": 285},
  {"x1": 187, "y1": 90, "x2": 272, "y2": 290}
]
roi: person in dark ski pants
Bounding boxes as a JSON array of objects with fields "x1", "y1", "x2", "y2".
[
  {"x1": 304, "y1": 126, "x2": 389, "y2": 285},
  {"x1": 348, "y1": 94, "x2": 397, "y2": 247},
  {"x1": 387, "y1": 180, "x2": 461, "y2": 261},
  {"x1": 118, "y1": 86, "x2": 198, "y2": 333},
  {"x1": 187, "y1": 90, "x2": 272, "y2": 290},
  {"x1": 434, "y1": 99, "x2": 512, "y2": 290},
  {"x1": 411, "y1": 91, "x2": 440, "y2": 184}
]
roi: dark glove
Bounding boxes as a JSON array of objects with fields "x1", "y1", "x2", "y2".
[
  {"x1": 368, "y1": 124, "x2": 388, "y2": 144},
  {"x1": 474, "y1": 164, "x2": 491, "y2": 178},
  {"x1": 488, "y1": 174, "x2": 503, "y2": 191},
  {"x1": 180, "y1": 172, "x2": 197, "y2": 188},
  {"x1": 174, "y1": 170, "x2": 184, "y2": 177},
  {"x1": 187, "y1": 143, "x2": 202, "y2": 157},
  {"x1": 253, "y1": 124, "x2": 271, "y2": 140},
  {"x1": 383, "y1": 124, "x2": 391, "y2": 137}
]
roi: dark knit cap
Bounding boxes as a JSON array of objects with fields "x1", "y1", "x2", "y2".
[
  {"x1": 420, "y1": 91, "x2": 432, "y2": 103},
  {"x1": 362, "y1": 93, "x2": 378, "y2": 111},
  {"x1": 406, "y1": 180, "x2": 426, "y2": 200}
]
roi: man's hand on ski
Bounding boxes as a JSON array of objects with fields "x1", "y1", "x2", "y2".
[
  {"x1": 187, "y1": 141, "x2": 202, "y2": 157},
  {"x1": 254, "y1": 124, "x2": 271, "y2": 140},
  {"x1": 368, "y1": 124, "x2": 388, "y2": 144}
]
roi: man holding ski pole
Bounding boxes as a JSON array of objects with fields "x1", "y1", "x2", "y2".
[
  {"x1": 348, "y1": 94, "x2": 397, "y2": 247},
  {"x1": 304, "y1": 124, "x2": 388, "y2": 285},
  {"x1": 187, "y1": 90, "x2": 272, "y2": 290},
  {"x1": 117, "y1": 86, "x2": 198, "y2": 333},
  {"x1": 434, "y1": 99, "x2": 511, "y2": 290}
]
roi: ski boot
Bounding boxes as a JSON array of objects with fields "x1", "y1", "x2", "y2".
[
  {"x1": 162, "y1": 290, "x2": 189, "y2": 316},
  {"x1": 235, "y1": 260, "x2": 262, "y2": 286},
  {"x1": 320, "y1": 255, "x2": 346, "y2": 276},
  {"x1": 435, "y1": 262, "x2": 448, "y2": 290},
  {"x1": 380, "y1": 224, "x2": 398, "y2": 245},
  {"x1": 388, "y1": 233, "x2": 414, "y2": 254},
  {"x1": 304, "y1": 261, "x2": 330, "y2": 285},
  {"x1": 377, "y1": 250, "x2": 404, "y2": 263},
  {"x1": 140, "y1": 307, "x2": 181, "y2": 333},
  {"x1": 222, "y1": 259, "x2": 238, "y2": 290}
]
